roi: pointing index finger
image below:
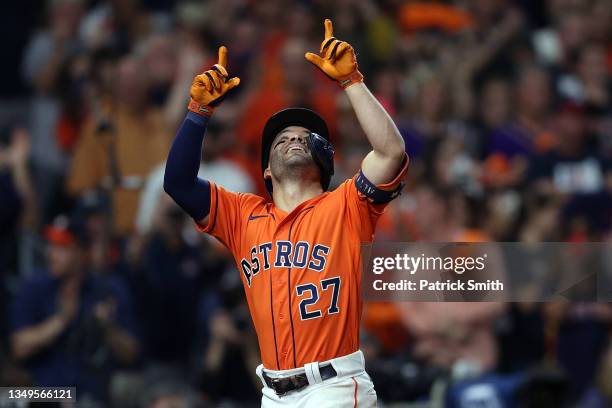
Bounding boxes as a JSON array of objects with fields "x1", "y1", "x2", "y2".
[
  {"x1": 218, "y1": 46, "x2": 228, "y2": 67},
  {"x1": 324, "y1": 19, "x2": 333, "y2": 39}
]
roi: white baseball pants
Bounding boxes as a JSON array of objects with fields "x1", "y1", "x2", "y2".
[{"x1": 255, "y1": 350, "x2": 377, "y2": 407}]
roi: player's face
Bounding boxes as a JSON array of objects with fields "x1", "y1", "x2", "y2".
[
  {"x1": 267, "y1": 126, "x2": 320, "y2": 185},
  {"x1": 270, "y1": 126, "x2": 313, "y2": 164}
]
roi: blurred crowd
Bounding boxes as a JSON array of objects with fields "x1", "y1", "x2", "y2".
[{"x1": 0, "y1": 0, "x2": 611, "y2": 406}]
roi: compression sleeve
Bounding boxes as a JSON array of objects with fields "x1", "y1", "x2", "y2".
[{"x1": 163, "y1": 112, "x2": 211, "y2": 220}]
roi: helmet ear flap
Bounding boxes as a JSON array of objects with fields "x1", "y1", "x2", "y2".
[{"x1": 307, "y1": 132, "x2": 335, "y2": 190}]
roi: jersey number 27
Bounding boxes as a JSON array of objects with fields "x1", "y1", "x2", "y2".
[{"x1": 295, "y1": 277, "x2": 341, "y2": 320}]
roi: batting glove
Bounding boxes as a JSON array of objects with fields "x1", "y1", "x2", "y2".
[
  {"x1": 305, "y1": 19, "x2": 364, "y2": 89},
  {"x1": 188, "y1": 46, "x2": 240, "y2": 117}
]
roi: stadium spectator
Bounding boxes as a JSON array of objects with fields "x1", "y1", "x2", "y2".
[
  {"x1": 195, "y1": 287, "x2": 261, "y2": 404},
  {"x1": 528, "y1": 102, "x2": 610, "y2": 195},
  {"x1": 10, "y1": 215, "x2": 140, "y2": 403},
  {"x1": 66, "y1": 52, "x2": 175, "y2": 236},
  {"x1": 133, "y1": 195, "x2": 211, "y2": 370},
  {"x1": 21, "y1": 0, "x2": 86, "y2": 223}
]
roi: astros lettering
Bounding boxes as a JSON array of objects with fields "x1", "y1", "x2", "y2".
[{"x1": 241, "y1": 242, "x2": 331, "y2": 287}]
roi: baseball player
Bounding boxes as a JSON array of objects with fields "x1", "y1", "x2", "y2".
[{"x1": 164, "y1": 19, "x2": 408, "y2": 407}]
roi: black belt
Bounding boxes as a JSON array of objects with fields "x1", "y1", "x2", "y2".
[{"x1": 263, "y1": 364, "x2": 337, "y2": 396}]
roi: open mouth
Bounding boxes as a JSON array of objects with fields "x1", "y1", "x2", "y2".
[{"x1": 287, "y1": 144, "x2": 306, "y2": 154}]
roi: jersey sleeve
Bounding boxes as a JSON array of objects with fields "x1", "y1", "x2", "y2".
[
  {"x1": 195, "y1": 182, "x2": 249, "y2": 253},
  {"x1": 343, "y1": 153, "x2": 409, "y2": 241}
]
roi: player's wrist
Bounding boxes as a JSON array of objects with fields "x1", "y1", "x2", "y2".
[
  {"x1": 185, "y1": 110, "x2": 210, "y2": 127},
  {"x1": 188, "y1": 98, "x2": 215, "y2": 117},
  {"x1": 338, "y1": 70, "x2": 364, "y2": 89}
]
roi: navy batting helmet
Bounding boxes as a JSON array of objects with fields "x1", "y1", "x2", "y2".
[{"x1": 261, "y1": 108, "x2": 334, "y2": 195}]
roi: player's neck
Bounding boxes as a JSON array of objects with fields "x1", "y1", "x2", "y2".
[{"x1": 272, "y1": 180, "x2": 323, "y2": 213}]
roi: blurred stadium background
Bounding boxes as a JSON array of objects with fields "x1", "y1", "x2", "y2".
[{"x1": 0, "y1": 0, "x2": 611, "y2": 406}]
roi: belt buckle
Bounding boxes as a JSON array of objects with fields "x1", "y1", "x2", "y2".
[
  {"x1": 271, "y1": 375, "x2": 307, "y2": 396},
  {"x1": 271, "y1": 377, "x2": 289, "y2": 397}
]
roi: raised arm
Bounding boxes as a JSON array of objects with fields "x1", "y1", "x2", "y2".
[
  {"x1": 345, "y1": 84, "x2": 405, "y2": 184},
  {"x1": 163, "y1": 46, "x2": 240, "y2": 225},
  {"x1": 306, "y1": 19, "x2": 406, "y2": 185}
]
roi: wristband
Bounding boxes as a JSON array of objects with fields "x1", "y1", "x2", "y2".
[
  {"x1": 188, "y1": 99, "x2": 214, "y2": 117},
  {"x1": 339, "y1": 70, "x2": 364, "y2": 89}
]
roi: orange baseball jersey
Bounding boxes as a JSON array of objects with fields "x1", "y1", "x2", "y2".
[{"x1": 197, "y1": 158, "x2": 408, "y2": 370}]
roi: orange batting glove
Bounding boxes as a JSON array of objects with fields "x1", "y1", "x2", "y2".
[
  {"x1": 305, "y1": 19, "x2": 364, "y2": 89},
  {"x1": 188, "y1": 46, "x2": 240, "y2": 117}
]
